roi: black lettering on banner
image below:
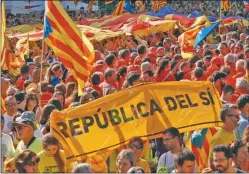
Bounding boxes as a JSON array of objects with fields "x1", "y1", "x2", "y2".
[
  {"x1": 175, "y1": 95, "x2": 189, "y2": 109},
  {"x1": 164, "y1": 97, "x2": 177, "y2": 111},
  {"x1": 150, "y1": 99, "x2": 162, "y2": 115},
  {"x1": 69, "y1": 118, "x2": 82, "y2": 136},
  {"x1": 108, "y1": 109, "x2": 121, "y2": 126},
  {"x1": 94, "y1": 112, "x2": 108, "y2": 129},
  {"x1": 185, "y1": 94, "x2": 198, "y2": 107},
  {"x1": 57, "y1": 122, "x2": 69, "y2": 138},
  {"x1": 137, "y1": 102, "x2": 149, "y2": 117},
  {"x1": 81, "y1": 116, "x2": 94, "y2": 133},
  {"x1": 131, "y1": 104, "x2": 139, "y2": 119},
  {"x1": 120, "y1": 107, "x2": 134, "y2": 123},
  {"x1": 207, "y1": 91, "x2": 215, "y2": 105},
  {"x1": 199, "y1": 92, "x2": 210, "y2": 105}
]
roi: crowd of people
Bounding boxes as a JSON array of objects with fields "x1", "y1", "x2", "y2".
[{"x1": 1, "y1": 0, "x2": 249, "y2": 173}]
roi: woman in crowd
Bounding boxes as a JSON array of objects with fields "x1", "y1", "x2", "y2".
[
  {"x1": 116, "y1": 149, "x2": 135, "y2": 173},
  {"x1": 128, "y1": 137, "x2": 151, "y2": 173},
  {"x1": 39, "y1": 104, "x2": 56, "y2": 131},
  {"x1": 65, "y1": 82, "x2": 76, "y2": 108},
  {"x1": 37, "y1": 133, "x2": 67, "y2": 173},
  {"x1": 53, "y1": 91, "x2": 65, "y2": 109},
  {"x1": 46, "y1": 63, "x2": 63, "y2": 87},
  {"x1": 15, "y1": 149, "x2": 40, "y2": 173},
  {"x1": 24, "y1": 94, "x2": 39, "y2": 113}
]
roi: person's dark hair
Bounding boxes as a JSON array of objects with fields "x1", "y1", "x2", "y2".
[
  {"x1": 137, "y1": 45, "x2": 147, "y2": 55},
  {"x1": 155, "y1": 59, "x2": 169, "y2": 76},
  {"x1": 25, "y1": 94, "x2": 39, "y2": 113},
  {"x1": 214, "y1": 49, "x2": 220, "y2": 55},
  {"x1": 236, "y1": 43, "x2": 243, "y2": 50},
  {"x1": 128, "y1": 137, "x2": 144, "y2": 149},
  {"x1": 211, "y1": 71, "x2": 227, "y2": 83},
  {"x1": 42, "y1": 133, "x2": 64, "y2": 172},
  {"x1": 121, "y1": 49, "x2": 130, "y2": 59},
  {"x1": 143, "y1": 70, "x2": 154, "y2": 77},
  {"x1": 40, "y1": 81, "x2": 49, "y2": 93},
  {"x1": 156, "y1": 42, "x2": 163, "y2": 47},
  {"x1": 65, "y1": 82, "x2": 76, "y2": 98},
  {"x1": 72, "y1": 91, "x2": 80, "y2": 102},
  {"x1": 220, "y1": 104, "x2": 238, "y2": 122},
  {"x1": 173, "y1": 54, "x2": 182, "y2": 62},
  {"x1": 174, "y1": 150, "x2": 196, "y2": 167},
  {"x1": 236, "y1": 94, "x2": 249, "y2": 109},
  {"x1": 105, "y1": 54, "x2": 116, "y2": 66},
  {"x1": 163, "y1": 38, "x2": 172, "y2": 45},
  {"x1": 53, "y1": 91, "x2": 65, "y2": 107},
  {"x1": 47, "y1": 85, "x2": 54, "y2": 94},
  {"x1": 91, "y1": 90, "x2": 100, "y2": 99},
  {"x1": 117, "y1": 66, "x2": 127, "y2": 82},
  {"x1": 213, "y1": 145, "x2": 233, "y2": 159},
  {"x1": 170, "y1": 61, "x2": 178, "y2": 71},
  {"x1": 176, "y1": 71, "x2": 184, "y2": 81},
  {"x1": 142, "y1": 57, "x2": 151, "y2": 63},
  {"x1": 1, "y1": 115, "x2": 4, "y2": 122},
  {"x1": 237, "y1": 52, "x2": 244, "y2": 60},
  {"x1": 127, "y1": 72, "x2": 140, "y2": 86},
  {"x1": 222, "y1": 85, "x2": 234, "y2": 95},
  {"x1": 20, "y1": 64, "x2": 29, "y2": 75},
  {"x1": 245, "y1": 48, "x2": 249, "y2": 54},
  {"x1": 54, "y1": 84, "x2": 66, "y2": 95},
  {"x1": 189, "y1": 55, "x2": 201, "y2": 68},
  {"x1": 15, "y1": 150, "x2": 39, "y2": 173},
  {"x1": 231, "y1": 140, "x2": 247, "y2": 157},
  {"x1": 104, "y1": 68, "x2": 115, "y2": 80},
  {"x1": 196, "y1": 60, "x2": 204, "y2": 68},
  {"x1": 203, "y1": 50, "x2": 212, "y2": 57},
  {"x1": 48, "y1": 98, "x2": 63, "y2": 111},
  {"x1": 203, "y1": 55, "x2": 212, "y2": 62},
  {"x1": 163, "y1": 127, "x2": 180, "y2": 137},
  {"x1": 174, "y1": 45, "x2": 180, "y2": 53},
  {"x1": 91, "y1": 73, "x2": 101, "y2": 86},
  {"x1": 40, "y1": 104, "x2": 56, "y2": 125}
]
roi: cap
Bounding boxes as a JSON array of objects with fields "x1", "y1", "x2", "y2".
[
  {"x1": 13, "y1": 111, "x2": 35, "y2": 127},
  {"x1": 15, "y1": 92, "x2": 26, "y2": 104}
]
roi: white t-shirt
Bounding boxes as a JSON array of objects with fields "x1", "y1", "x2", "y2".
[
  {"x1": 2, "y1": 114, "x2": 13, "y2": 134},
  {"x1": 1, "y1": 133, "x2": 15, "y2": 158},
  {"x1": 157, "y1": 151, "x2": 175, "y2": 173}
]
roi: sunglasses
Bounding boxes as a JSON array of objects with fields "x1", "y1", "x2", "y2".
[
  {"x1": 130, "y1": 144, "x2": 143, "y2": 149},
  {"x1": 6, "y1": 103, "x2": 17, "y2": 107},
  {"x1": 26, "y1": 157, "x2": 40, "y2": 166}
]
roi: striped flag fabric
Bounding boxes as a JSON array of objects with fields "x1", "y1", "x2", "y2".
[
  {"x1": 87, "y1": 0, "x2": 94, "y2": 14},
  {"x1": 135, "y1": 0, "x2": 145, "y2": 13},
  {"x1": 112, "y1": 1, "x2": 125, "y2": 16},
  {"x1": 105, "y1": 0, "x2": 113, "y2": 4},
  {"x1": 1, "y1": 1, "x2": 6, "y2": 63},
  {"x1": 44, "y1": 1, "x2": 94, "y2": 95},
  {"x1": 151, "y1": 0, "x2": 167, "y2": 12},
  {"x1": 221, "y1": 0, "x2": 235, "y2": 11}
]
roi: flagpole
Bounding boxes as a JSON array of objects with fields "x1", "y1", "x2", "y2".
[
  {"x1": 39, "y1": 38, "x2": 45, "y2": 93},
  {"x1": 219, "y1": 0, "x2": 222, "y2": 20}
]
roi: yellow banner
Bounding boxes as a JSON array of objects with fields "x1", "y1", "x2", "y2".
[{"x1": 51, "y1": 81, "x2": 222, "y2": 161}]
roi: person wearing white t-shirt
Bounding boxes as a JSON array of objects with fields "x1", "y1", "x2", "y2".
[
  {"x1": 1, "y1": 116, "x2": 15, "y2": 172},
  {"x1": 3, "y1": 96, "x2": 17, "y2": 134}
]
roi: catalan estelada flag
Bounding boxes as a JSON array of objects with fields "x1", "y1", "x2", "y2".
[
  {"x1": 152, "y1": 0, "x2": 167, "y2": 12},
  {"x1": 112, "y1": 0, "x2": 132, "y2": 16},
  {"x1": 185, "y1": 128, "x2": 219, "y2": 172},
  {"x1": 221, "y1": 0, "x2": 235, "y2": 11},
  {"x1": 1, "y1": 1, "x2": 6, "y2": 64},
  {"x1": 44, "y1": 1, "x2": 94, "y2": 95}
]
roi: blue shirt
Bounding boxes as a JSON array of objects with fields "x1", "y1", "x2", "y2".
[{"x1": 234, "y1": 113, "x2": 249, "y2": 140}]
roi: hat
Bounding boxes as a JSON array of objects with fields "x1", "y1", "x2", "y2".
[
  {"x1": 15, "y1": 92, "x2": 26, "y2": 104},
  {"x1": 13, "y1": 111, "x2": 35, "y2": 127}
]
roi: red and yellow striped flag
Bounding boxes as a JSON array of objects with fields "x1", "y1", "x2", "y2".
[
  {"x1": 151, "y1": 0, "x2": 167, "y2": 12},
  {"x1": 44, "y1": 1, "x2": 94, "y2": 95},
  {"x1": 221, "y1": 0, "x2": 234, "y2": 11},
  {"x1": 1, "y1": 1, "x2": 6, "y2": 63},
  {"x1": 112, "y1": 1, "x2": 125, "y2": 16},
  {"x1": 87, "y1": 0, "x2": 94, "y2": 14},
  {"x1": 136, "y1": 0, "x2": 145, "y2": 13},
  {"x1": 105, "y1": 0, "x2": 113, "y2": 4}
]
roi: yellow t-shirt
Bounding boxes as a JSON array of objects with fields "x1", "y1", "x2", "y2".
[
  {"x1": 86, "y1": 154, "x2": 108, "y2": 173},
  {"x1": 15, "y1": 138, "x2": 42, "y2": 157},
  {"x1": 244, "y1": 74, "x2": 249, "y2": 83},
  {"x1": 136, "y1": 158, "x2": 151, "y2": 173},
  {"x1": 109, "y1": 150, "x2": 118, "y2": 173},
  {"x1": 38, "y1": 150, "x2": 69, "y2": 173},
  {"x1": 208, "y1": 128, "x2": 236, "y2": 160}
]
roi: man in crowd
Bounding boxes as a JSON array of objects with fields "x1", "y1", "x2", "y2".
[
  {"x1": 234, "y1": 94, "x2": 249, "y2": 140},
  {"x1": 3, "y1": 96, "x2": 17, "y2": 134},
  {"x1": 15, "y1": 92, "x2": 26, "y2": 114},
  {"x1": 220, "y1": 85, "x2": 234, "y2": 104},
  {"x1": 173, "y1": 150, "x2": 196, "y2": 173},
  {"x1": 209, "y1": 104, "x2": 240, "y2": 171}
]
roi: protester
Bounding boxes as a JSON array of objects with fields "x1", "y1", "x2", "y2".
[
  {"x1": 116, "y1": 149, "x2": 135, "y2": 173},
  {"x1": 72, "y1": 163, "x2": 93, "y2": 173},
  {"x1": 208, "y1": 104, "x2": 240, "y2": 171},
  {"x1": 220, "y1": 85, "x2": 235, "y2": 104},
  {"x1": 128, "y1": 137, "x2": 151, "y2": 173},
  {"x1": 157, "y1": 127, "x2": 184, "y2": 173},
  {"x1": 3, "y1": 96, "x2": 17, "y2": 134},
  {"x1": 15, "y1": 149, "x2": 40, "y2": 173},
  {"x1": 172, "y1": 150, "x2": 196, "y2": 173}
]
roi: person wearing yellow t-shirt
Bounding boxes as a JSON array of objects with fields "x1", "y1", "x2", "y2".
[
  {"x1": 208, "y1": 104, "x2": 240, "y2": 171},
  {"x1": 38, "y1": 133, "x2": 73, "y2": 173},
  {"x1": 128, "y1": 137, "x2": 151, "y2": 173}
]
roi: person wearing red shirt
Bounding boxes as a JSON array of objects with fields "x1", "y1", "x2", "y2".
[
  {"x1": 206, "y1": 57, "x2": 224, "y2": 78},
  {"x1": 16, "y1": 64, "x2": 30, "y2": 91},
  {"x1": 231, "y1": 78, "x2": 249, "y2": 103},
  {"x1": 218, "y1": 42, "x2": 230, "y2": 57},
  {"x1": 233, "y1": 60, "x2": 246, "y2": 79},
  {"x1": 40, "y1": 81, "x2": 53, "y2": 107},
  {"x1": 192, "y1": 67, "x2": 207, "y2": 81},
  {"x1": 117, "y1": 66, "x2": 127, "y2": 89},
  {"x1": 120, "y1": 49, "x2": 130, "y2": 66},
  {"x1": 220, "y1": 66, "x2": 236, "y2": 88},
  {"x1": 90, "y1": 72, "x2": 103, "y2": 97},
  {"x1": 179, "y1": 62, "x2": 192, "y2": 80},
  {"x1": 105, "y1": 54, "x2": 117, "y2": 69},
  {"x1": 224, "y1": 53, "x2": 237, "y2": 77},
  {"x1": 99, "y1": 68, "x2": 118, "y2": 91},
  {"x1": 210, "y1": 71, "x2": 227, "y2": 95},
  {"x1": 137, "y1": 45, "x2": 148, "y2": 60},
  {"x1": 155, "y1": 59, "x2": 175, "y2": 82}
]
